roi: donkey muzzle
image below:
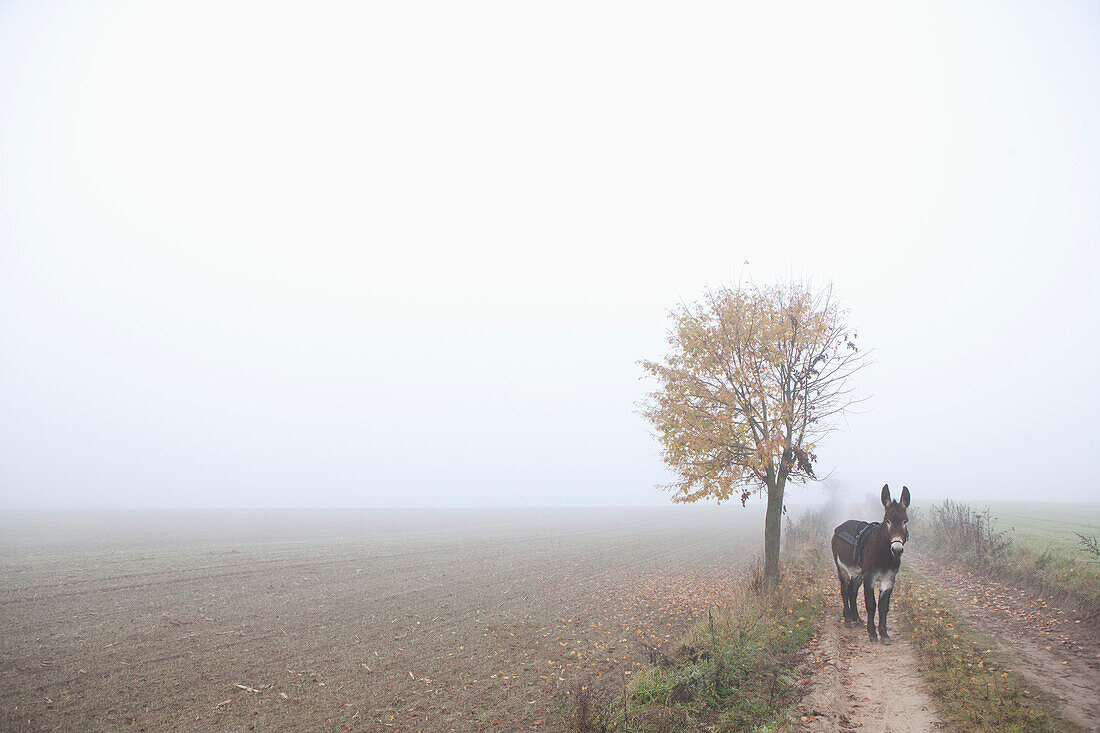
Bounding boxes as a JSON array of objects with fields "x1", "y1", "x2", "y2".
[{"x1": 891, "y1": 540, "x2": 905, "y2": 556}]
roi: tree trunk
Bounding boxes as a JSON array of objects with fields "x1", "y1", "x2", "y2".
[{"x1": 763, "y1": 476, "x2": 786, "y2": 584}]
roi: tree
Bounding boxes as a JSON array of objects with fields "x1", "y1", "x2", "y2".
[{"x1": 639, "y1": 281, "x2": 868, "y2": 583}]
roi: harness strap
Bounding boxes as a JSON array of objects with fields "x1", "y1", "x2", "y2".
[
  {"x1": 854, "y1": 521, "x2": 879, "y2": 563},
  {"x1": 835, "y1": 520, "x2": 880, "y2": 564}
]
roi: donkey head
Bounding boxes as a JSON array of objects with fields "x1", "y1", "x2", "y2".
[{"x1": 880, "y1": 484, "x2": 910, "y2": 556}]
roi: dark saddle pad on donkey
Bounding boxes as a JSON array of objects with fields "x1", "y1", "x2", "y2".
[{"x1": 834, "y1": 519, "x2": 879, "y2": 564}]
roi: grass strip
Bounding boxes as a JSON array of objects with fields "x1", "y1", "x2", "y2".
[
  {"x1": 915, "y1": 501, "x2": 1100, "y2": 618},
  {"x1": 562, "y1": 522, "x2": 827, "y2": 733},
  {"x1": 613, "y1": 567, "x2": 818, "y2": 732},
  {"x1": 893, "y1": 571, "x2": 1079, "y2": 732}
]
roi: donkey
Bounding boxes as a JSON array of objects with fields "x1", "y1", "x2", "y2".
[{"x1": 831, "y1": 484, "x2": 910, "y2": 643}]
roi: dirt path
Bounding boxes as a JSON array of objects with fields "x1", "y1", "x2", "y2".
[
  {"x1": 909, "y1": 552, "x2": 1100, "y2": 731},
  {"x1": 798, "y1": 588, "x2": 944, "y2": 732}
]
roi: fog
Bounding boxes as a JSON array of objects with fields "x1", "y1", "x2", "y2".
[{"x1": 1, "y1": 1, "x2": 1098, "y2": 509}]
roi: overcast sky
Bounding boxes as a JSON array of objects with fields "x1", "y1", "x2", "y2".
[{"x1": 1, "y1": 0, "x2": 1098, "y2": 509}]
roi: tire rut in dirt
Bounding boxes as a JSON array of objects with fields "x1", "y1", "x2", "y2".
[{"x1": 909, "y1": 552, "x2": 1100, "y2": 731}]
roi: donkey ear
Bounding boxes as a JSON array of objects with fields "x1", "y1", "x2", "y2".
[
  {"x1": 900, "y1": 486, "x2": 910, "y2": 508},
  {"x1": 880, "y1": 484, "x2": 891, "y2": 507}
]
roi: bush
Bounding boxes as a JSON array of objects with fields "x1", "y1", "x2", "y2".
[
  {"x1": 784, "y1": 506, "x2": 833, "y2": 550},
  {"x1": 1076, "y1": 533, "x2": 1100, "y2": 561},
  {"x1": 564, "y1": 677, "x2": 612, "y2": 733},
  {"x1": 922, "y1": 500, "x2": 1013, "y2": 562}
]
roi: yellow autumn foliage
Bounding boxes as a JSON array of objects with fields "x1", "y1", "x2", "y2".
[{"x1": 639, "y1": 280, "x2": 868, "y2": 580}]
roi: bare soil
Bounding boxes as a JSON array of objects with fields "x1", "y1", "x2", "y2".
[
  {"x1": 798, "y1": 580, "x2": 944, "y2": 732},
  {"x1": 910, "y1": 551, "x2": 1100, "y2": 731},
  {"x1": 0, "y1": 507, "x2": 762, "y2": 732}
]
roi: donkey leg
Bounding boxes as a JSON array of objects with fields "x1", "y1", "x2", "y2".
[
  {"x1": 877, "y1": 587, "x2": 893, "y2": 643},
  {"x1": 863, "y1": 579, "x2": 878, "y2": 642},
  {"x1": 838, "y1": 571, "x2": 851, "y2": 623},
  {"x1": 847, "y1": 580, "x2": 863, "y2": 625}
]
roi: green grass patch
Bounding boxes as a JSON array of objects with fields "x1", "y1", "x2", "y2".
[
  {"x1": 971, "y1": 502, "x2": 1100, "y2": 557},
  {"x1": 611, "y1": 576, "x2": 819, "y2": 732},
  {"x1": 562, "y1": 515, "x2": 829, "y2": 733},
  {"x1": 894, "y1": 571, "x2": 1079, "y2": 732}
]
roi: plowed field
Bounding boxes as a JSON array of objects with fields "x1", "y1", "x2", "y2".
[{"x1": 1, "y1": 507, "x2": 763, "y2": 732}]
